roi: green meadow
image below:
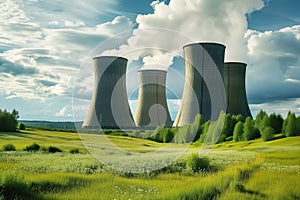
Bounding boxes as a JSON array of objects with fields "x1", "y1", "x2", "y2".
[{"x1": 0, "y1": 129, "x2": 299, "y2": 199}]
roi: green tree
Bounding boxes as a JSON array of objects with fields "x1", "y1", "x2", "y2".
[
  {"x1": 255, "y1": 110, "x2": 267, "y2": 129},
  {"x1": 269, "y1": 113, "x2": 283, "y2": 134},
  {"x1": 233, "y1": 121, "x2": 244, "y2": 142},
  {"x1": 191, "y1": 114, "x2": 205, "y2": 141},
  {"x1": 19, "y1": 123, "x2": 26, "y2": 130},
  {"x1": 259, "y1": 115, "x2": 271, "y2": 133},
  {"x1": 221, "y1": 114, "x2": 237, "y2": 138},
  {"x1": 261, "y1": 126, "x2": 275, "y2": 141},
  {"x1": 282, "y1": 111, "x2": 292, "y2": 135},
  {"x1": 285, "y1": 113, "x2": 297, "y2": 137},
  {"x1": 0, "y1": 109, "x2": 18, "y2": 132},
  {"x1": 296, "y1": 116, "x2": 300, "y2": 136},
  {"x1": 243, "y1": 117, "x2": 255, "y2": 141}
]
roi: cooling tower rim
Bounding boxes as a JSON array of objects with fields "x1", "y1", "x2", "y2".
[
  {"x1": 183, "y1": 42, "x2": 226, "y2": 49},
  {"x1": 93, "y1": 55, "x2": 128, "y2": 61},
  {"x1": 138, "y1": 69, "x2": 167, "y2": 73},
  {"x1": 224, "y1": 62, "x2": 247, "y2": 66}
]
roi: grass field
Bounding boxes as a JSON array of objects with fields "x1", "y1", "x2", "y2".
[{"x1": 0, "y1": 129, "x2": 299, "y2": 199}]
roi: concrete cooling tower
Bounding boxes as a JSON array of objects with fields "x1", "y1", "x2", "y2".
[
  {"x1": 173, "y1": 43, "x2": 226, "y2": 127},
  {"x1": 82, "y1": 56, "x2": 135, "y2": 129},
  {"x1": 134, "y1": 69, "x2": 172, "y2": 128},
  {"x1": 224, "y1": 62, "x2": 252, "y2": 119}
]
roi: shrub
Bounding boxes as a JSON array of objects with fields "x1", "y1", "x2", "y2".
[
  {"x1": 0, "y1": 173, "x2": 40, "y2": 200},
  {"x1": 69, "y1": 148, "x2": 79, "y2": 154},
  {"x1": 243, "y1": 117, "x2": 255, "y2": 141},
  {"x1": 24, "y1": 143, "x2": 40, "y2": 152},
  {"x1": 47, "y1": 146, "x2": 63, "y2": 153},
  {"x1": 3, "y1": 144, "x2": 16, "y2": 151},
  {"x1": 233, "y1": 121, "x2": 244, "y2": 142},
  {"x1": 186, "y1": 153, "x2": 210, "y2": 172},
  {"x1": 19, "y1": 123, "x2": 26, "y2": 130},
  {"x1": 261, "y1": 126, "x2": 275, "y2": 141}
]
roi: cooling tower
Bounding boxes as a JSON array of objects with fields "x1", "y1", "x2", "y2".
[
  {"x1": 224, "y1": 62, "x2": 252, "y2": 119},
  {"x1": 173, "y1": 43, "x2": 226, "y2": 127},
  {"x1": 82, "y1": 56, "x2": 135, "y2": 129},
  {"x1": 134, "y1": 69, "x2": 172, "y2": 128}
]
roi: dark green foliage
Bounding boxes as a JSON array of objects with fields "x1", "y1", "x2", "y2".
[
  {"x1": 47, "y1": 146, "x2": 63, "y2": 153},
  {"x1": 109, "y1": 131, "x2": 128, "y2": 137},
  {"x1": 254, "y1": 110, "x2": 267, "y2": 129},
  {"x1": 221, "y1": 114, "x2": 234, "y2": 137},
  {"x1": 24, "y1": 143, "x2": 40, "y2": 152},
  {"x1": 205, "y1": 112, "x2": 226, "y2": 144},
  {"x1": 261, "y1": 126, "x2": 275, "y2": 141},
  {"x1": 0, "y1": 109, "x2": 19, "y2": 132},
  {"x1": 186, "y1": 153, "x2": 210, "y2": 172},
  {"x1": 191, "y1": 114, "x2": 205, "y2": 141},
  {"x1": 19, "y1": 123, "x2": 26, "y2": 130},
  {"x1": 259, "y1": 115, "x2": 270, "y2": 133},
  {"x1": 243, "y1": 117, "x2": 256, "y2": 141},
  {"x1": 282, "y1": 111, "x2": 291, "y2": 135},
  {"x1": 0, "y1": 173, "x2": 40, "y2": 200},
  {"x1": 69, "y1": 148, "x2": 79, "y2": 154},
  {"x1": 233, "y1": 121, "x2": 244, "y2": 142},
  {"x1": 284, "y1": 112, "x2": 297, "y2": 137},
  {"x1": 174, "y1": 125, "x2": 194, "y2": 143},
  {"x1": 297, "y1": 116, "x2": 300, "y2": 135},
  {"x1": 149, "y1": 126, "x2": 175, "y2": 143},
  {"x1": 269, "y1": 113, "x2": 283, "y2": 133},
  {"x1": 197, "y1": 121, "x2": 210, "y2": 144},
  {"x1": 3, "y1": 144, "x2": 16, "y2": 151}
]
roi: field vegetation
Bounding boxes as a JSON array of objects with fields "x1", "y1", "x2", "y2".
[{"x1": 0, "y1": 128, "x2": 299, "y2": 199}]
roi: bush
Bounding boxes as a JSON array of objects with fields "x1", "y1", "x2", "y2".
[
  {"x1": 24, "y1": 143, "x2": 40, "y2": 152},
  {"x1": 19, "y1": 123, "x2": 26, "y2": 130},
  {"x1": 186, "y1": 153, "x2": 210, "y2": 172},
  {"x1": 261, "y1": 126, "x2": 275, "y2": 141},
  {"x1": 0, "y1": 109, "x2": 19, "y2": 132},
  {"x1": 47, "y1": 146, "x2": 63, "y2": 153},
  {"x1": 3, "y1": 144, "x2": 16, "y2": 151},
  {"x1": 69, "y1": 148, "x2": 79, "y2": 154},
  {"x1": 233, "y1": 121, "x2": 244, "y2": 142},
  {"x1": 0, "y1": 173, "x2": 40, "y2": 200}
]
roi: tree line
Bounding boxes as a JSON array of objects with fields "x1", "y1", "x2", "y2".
[
  {"x1": 145, "y1": 110, "x2": 300, "y2": 144},
  {"x1": 0, "y1": 109, "x2": 19, "y2": 132}
]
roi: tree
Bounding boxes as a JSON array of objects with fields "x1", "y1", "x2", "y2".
[
  {"x1": 269, "y1": 113, "x2": 283, "y2": 134},
  {"x1": 261, "y1": 126, "x2": 275, "y2": 141},
  {"x1": 0, "y1": 109, "x2": 19, "y2": 132},
  {"x1": 233, "y1": 121, "x2": 244, "y2": 142},
  {"x1": 243, "y1": 117, "x2": 255, "y2": 141},
  {"x1": 191, "y1": 114, "x2": 205, "y2": 141},
  {"x1": 255, "y1": 110, "x2": 267, "y2": 129},
  {"x1": 19, "y1": 123, "x2": 26, "y2": 130},
  {"x1": 221, "y1": 114, "x2": 237, "y2": 138},
  {"x1": 296, "y1": 116, "x2": 300, "y2": 136},
  {"x1": 259, "y1": 115, "x2": 271, "y2": 133},
  {"x1": 285, "y1": 113, "x2": 297, "y2": 137},
  {"x1": 197, "y1": 121, "x2": 210, "y2": 144}
]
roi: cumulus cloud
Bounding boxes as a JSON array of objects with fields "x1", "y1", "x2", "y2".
[
  {"x1": 101, "y1": 0, "x2": 264, "y2": 69},
  {"x1": 0, "y1": 0, "x2": 134, "y2": 101},
  {"x1": 56, "y1": 106, "x2": 72, "y2": 117},
  {"x1": 245, "y1": 25, "x2": 300, "y2": 104}
]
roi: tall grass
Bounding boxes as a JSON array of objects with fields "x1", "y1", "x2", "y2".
[{"x1": 0, "y1": 130, "x2": 299, "y2": 199}]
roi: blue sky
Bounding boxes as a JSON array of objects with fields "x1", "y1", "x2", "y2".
[{"x1": 0, "y1": 0, "x2": 299, "y2": 121}]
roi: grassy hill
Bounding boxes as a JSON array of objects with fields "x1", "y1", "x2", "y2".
[{"x1": 0, "y1": 129, "x2": 299, "y2": 199}]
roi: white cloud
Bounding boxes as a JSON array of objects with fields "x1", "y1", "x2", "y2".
[
  {"x1": 56, "y1": 106, "x2": 72, "y2": 117},
  {"x1": 101, "y1": 0, "x2": 264, "y2": 68},
  {"x1": 0, "y1": 10, "x2": 134, "y2": 100},
  {"x1": 64, "y1": 20, "x2": 85, "y2": 27},
  {"x1": 245, "y1": 25, "x2": 300, "y2": 103}
]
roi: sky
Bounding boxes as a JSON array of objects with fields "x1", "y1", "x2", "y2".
[{"x1": 0, "y1": 0, "x2": 299, "y2": 121}]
